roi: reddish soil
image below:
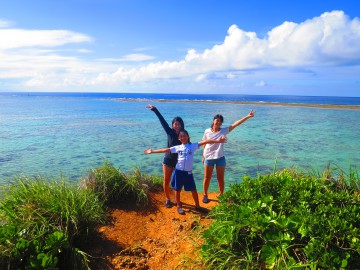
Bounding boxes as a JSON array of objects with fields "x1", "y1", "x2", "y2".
[{"x1": 85, "y1": 191, "x2": 220, "y2": 270}]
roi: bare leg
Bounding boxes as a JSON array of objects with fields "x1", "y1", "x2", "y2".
[
  {"x1": 215, "y1": 166, "x2": 226, "y2": 194},
  {"x1": 175, "y1": 190, "x2": 182, "y2": 207},
  {"x1": 203, "y1": 164, "x2": 214, "y2": 195},
  {"x1": 162, "y1": 165, "x2": 174, "y2": 201},
  {"x1": 191, "y1": 190, "x2": 200, "y2": 207}
]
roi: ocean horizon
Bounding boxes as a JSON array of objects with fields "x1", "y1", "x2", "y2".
[
  {"x1": 1, "y1": 92, "x2": 360, "y2": 191},
  {"x1": 3, "y1": 91, "x2": 360, "y2": 106}
]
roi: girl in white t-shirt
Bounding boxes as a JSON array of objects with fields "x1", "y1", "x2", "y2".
[
  {"x1": 144, "y1": 129, "x2": 227, "y2": 215},
  {"x1": 202, "y1": 110, "x2": 255, "y2": 203}
]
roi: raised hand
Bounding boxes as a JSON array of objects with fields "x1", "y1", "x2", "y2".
[
  {"x1": 248, "y1": 110, "x2": 255, "y2": 118},
  {"x1": 146, "y1": 104, "x2": 155, "y2": 110}
]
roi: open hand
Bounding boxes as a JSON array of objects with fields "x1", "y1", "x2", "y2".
[{"x1": 144, "y1": 148, "x2": 152, "y2": 154}]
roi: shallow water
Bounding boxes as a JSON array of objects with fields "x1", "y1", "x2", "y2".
[{"x1": 1, "y1": 94, "x2": 359, "y2": 191}]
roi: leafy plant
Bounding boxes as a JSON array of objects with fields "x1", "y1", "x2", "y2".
[{"x1": 200, "y1": 166, "x2": 360, "y2": 269}]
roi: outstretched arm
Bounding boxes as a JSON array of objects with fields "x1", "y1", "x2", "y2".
[
  {"x1": 229, "y1": 110, "x2": 255, "y2": 132},
  {"x1": 146, "y1": 104, "x2": 172, "y2": 134},
  {"x1": 198, "y1": 136, "x2": 227, "y2": 147},
  {"x1": 144, "y1": 147, "x2": 171, "y2": 154}
]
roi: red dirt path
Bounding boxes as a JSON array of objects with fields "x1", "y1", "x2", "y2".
[{"x1": 85, "y1": 191, "x2": 220, "y2": 270}]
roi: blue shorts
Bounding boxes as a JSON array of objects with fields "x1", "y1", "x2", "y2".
[
  {"x1": 204, "y1": 156, "x2": 226, "y2": 167},
  {"x1": 171, "y1": 169, "x2": 197, "y2": 191},
  {"x1": 162, "y1": 156, "x2": 177, "y2": 168}
]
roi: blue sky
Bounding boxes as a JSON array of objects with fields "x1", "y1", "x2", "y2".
[{"x1": 1, "y1": 0, "x2": 360, "y2": 96}]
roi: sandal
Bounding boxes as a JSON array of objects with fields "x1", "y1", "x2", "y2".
[
  {"x1": 177, "y1": 207, "x2": 185, "y2": 215},
  {"x1": 202, "y1": 195, "x2": 209, "y2": 203},
  {"x1": 165, "y1": 200, "x2": 172, "y2": 208}
]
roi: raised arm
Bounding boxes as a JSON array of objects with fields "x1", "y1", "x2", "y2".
[
  {"x1": 144, "y1": 147, "x2": 171, "y2": 154},
  {"x1": 198, "y1": 136, "x2": 227, "y2": 147},
  {"x1": 146, "y1": 104, "x2": 172, "y2": 134},
  {"x1": 229, "y1": 110, "x2": 255, "y2": 132}
]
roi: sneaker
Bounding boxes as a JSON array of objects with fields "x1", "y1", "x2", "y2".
[
  {"x1": 202, "y1": 195, "x2": 209, "y2": 204},
  {"x1": 196, "y1": 207, "x2": 209, "y2": 214},
  {"x1": 165, "y1": 200, "x2": 172, "y2": 208},
  {"x1": 177, "y1": 207, "x2": 185, "y2": 215}
]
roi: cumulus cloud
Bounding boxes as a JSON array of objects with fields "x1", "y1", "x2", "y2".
[
  {"x1": 95, "y1": 10, "x2": 360, "y2": 86},
  {"x1": 1, "y1": 10, "x2": 359, "y2": 92},
  {"x1": 266, "y1": 11, "x2": 360, "y2": 65}
]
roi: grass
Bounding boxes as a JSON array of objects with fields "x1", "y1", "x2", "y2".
[
  {"x1": 2, "y1": 162, "x2": 359, "y2": 269},
  {"x1": 80, "y1": 162, "x2": 163, "y2": 206},
  {"x1": 0, "y1": 162, "x2": 162, "y2": 270}
]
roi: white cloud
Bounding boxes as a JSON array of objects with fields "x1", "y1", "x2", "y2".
[
  {"x1": 0, "y1": 19, "x2": 13, "y2": 28},
  {"x1": 99, "y1": 53, "x2": 155, "y2": 62},
  {"x1": 0, "y1": 10, "x2": 359, "y2": 93},
  {"x1": 0, "y1": 24, "x2": 112, "y2": 90},
  {"x1": 255, "y1": 80, "x2": 266, "y2": 87},
  {"x1": 195, "y1": 74, "x2": 207, "y2": 81},
  {"x1": 95, "y1": 10, "x2": 360, "y2": 86},
  {"x1": 266, "y1": 11, "x2": 360, "y2": 65},
  {"x1": 78, "y1": 49, "x2": 92, "y2": 53},
  {"x1": 226, "y1": 73, "x2": 236, "y2": 79},
  {"x1": 0, "y1": 29, "x2": 92, "y2": 49}
]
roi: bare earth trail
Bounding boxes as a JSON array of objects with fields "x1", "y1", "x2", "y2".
[{"x1": 85, "y1": 191, "x2": 220, "y2": 270}]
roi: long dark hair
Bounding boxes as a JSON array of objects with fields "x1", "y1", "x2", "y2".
[
  {"x1": 211, "y1": 114, "x2": 223, "y2": 128},
  {"x1": 172, "y1": 116, "x2": 184, "y2": 130},
  {"x1": 179, "y1": 129, "x2": 191, "y2": 144}
]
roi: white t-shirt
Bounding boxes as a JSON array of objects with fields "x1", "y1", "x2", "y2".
[
  {"x1": 202, "y1": 127, "x2": 230, "y2": 160},
  {"x1": 170, "y1": 143, "x2": 199, "y2": 171}
]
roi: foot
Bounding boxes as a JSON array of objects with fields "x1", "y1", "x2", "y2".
[
  {"x1": 195, "y1": 207, "x2": 209, "y2": 214},
  {"x1": 177, "y1": 207, "x2": 185, "y2": 215},
  {"x1": 165, "y1": 200, "x2": 172, "y2": 208},
  {"x1": 202, "y1": 194, "x2": 209, "y2": 204}
]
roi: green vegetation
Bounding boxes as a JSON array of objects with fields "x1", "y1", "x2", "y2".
[
  {"x1": 200, "y1": 166, "x2": 360, "y2": 269},
  {"x1": 80, "y1": 162, "x2": 163, "y2": 206},
  {"x1": 2, "y1": 162, "x2": 359, "y2": 269},
  {"x1": 0, "y1": 163, "x2": 162, "y2": 270}
]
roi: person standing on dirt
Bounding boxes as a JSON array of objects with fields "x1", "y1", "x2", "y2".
[
  {"x1": 146, "y1": 104, "x2": 185, "y2": 208},
  {"x1": 202, "y1": 110, "x2": 255, "y2": 203},
  {"x1": 144, "y1": 129, "x2": 227, "y2": 215}
]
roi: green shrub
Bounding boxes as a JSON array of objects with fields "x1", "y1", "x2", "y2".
[
  {"x1": 81, "y1": 162, "x2": 162, "y2": 205},
  {"x1": 201, "y1": 167, "x2": 360, "y2": 269},
  {"x1": 0, "y1": 163, "x2": 162, "y2": 269},
  {"x1": 0, "y1": 176, "x2": 105, "y2": 269}
]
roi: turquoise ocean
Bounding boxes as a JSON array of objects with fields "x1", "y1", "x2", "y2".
[{"x1": 1, "y1": 92, "x2": 360, "y2": 191}]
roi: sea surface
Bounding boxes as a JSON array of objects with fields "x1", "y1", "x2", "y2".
[{"x1": 1, "y1": 92, "x2": 360, "y2": 191}]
